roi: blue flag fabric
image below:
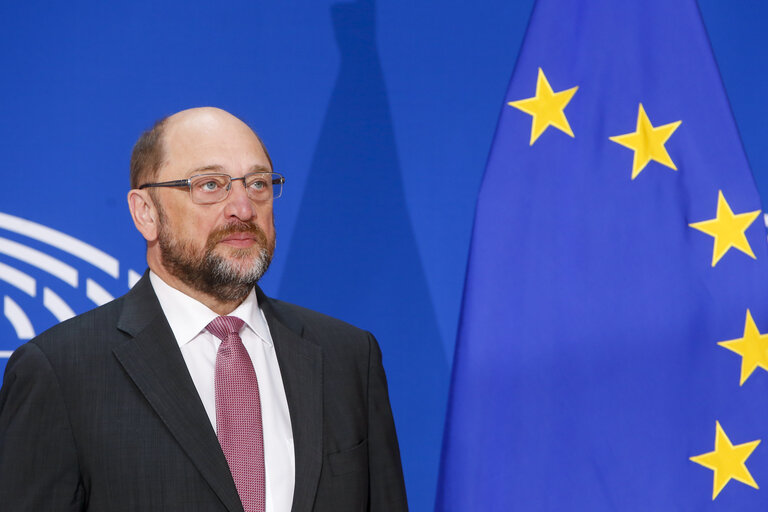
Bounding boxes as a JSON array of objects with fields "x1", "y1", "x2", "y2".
[{"x1": 437, "y1": 0, "x2": 768, "y2": 510}]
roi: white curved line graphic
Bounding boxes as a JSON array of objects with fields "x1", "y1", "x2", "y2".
[
  {"x1": 0, "y1": 212, "x2": 119, "y2": 278},
  {"x1": 43, "y1": 287, "x2": 76, "y2": 322},
  {"x1": 0, "y1": 236, "x2": 78, "y2": 287},
  {"x1": 0, "y1": 261, "x2": 36, "y2": 296},
  {"x1": 4, "y1": 296, "x2": 35, "y2": 340},
  {"x1": 0, "y1": 351, "x2": 12, "y2": 359},
  {"x1": 128, "y1": 269, "x2": 142, "y2": 288},
  {"x1": 86, "y1": 278, "x2": 114, "y2": 306}
]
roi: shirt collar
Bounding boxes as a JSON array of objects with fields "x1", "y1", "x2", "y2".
[{"x1": 149, "y1": 271, "x2": 272, "y2": 348}]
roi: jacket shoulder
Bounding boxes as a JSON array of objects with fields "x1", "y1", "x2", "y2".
[
  {"x1": 266, "y1": 297, "x2": 369, "y2": 336},
  {"x1": 25, "y1": 294, "x2": 128, "y2": 358},
  {"x1": 262, "y1": 297, "x2": 379, "y2": 362}
]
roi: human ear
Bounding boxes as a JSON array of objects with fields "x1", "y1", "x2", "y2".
[{"x1": 127, "y1": 189, "x2": 159, "y2": 242}]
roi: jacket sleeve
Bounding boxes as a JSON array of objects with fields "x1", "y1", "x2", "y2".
[
  {"x1": 0, "y1": 342, "x2": 85, "y2": 511},
  {"x1": 366, "y1": 333, "x2": 408, "y2": 511}
]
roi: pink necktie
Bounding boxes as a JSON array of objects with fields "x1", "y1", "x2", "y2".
[{"x1": 208, "y1": 316, "x2": 266, "y2": 512}]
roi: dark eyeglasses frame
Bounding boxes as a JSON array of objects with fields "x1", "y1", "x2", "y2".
[{"x1": 138, "y1": 172, "x2": 285, "y2": 204}]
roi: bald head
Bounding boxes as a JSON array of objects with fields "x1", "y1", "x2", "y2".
[{"x1": 129, "y1": 107, "x2": 272, "y2": 190}]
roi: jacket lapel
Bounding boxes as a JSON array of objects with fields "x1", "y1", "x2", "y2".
[
  {"x1": 112, "y1": 273, "x2": 244, "y2": 512},
  {"x1": 258, "y1": 290, "x2": 323, "y2": 512}
]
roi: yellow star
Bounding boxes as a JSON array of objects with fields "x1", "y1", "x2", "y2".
[
  {"x1": 508, "y1": 68, "x2": 578, "y2": 145},
  {"x1": 718, "y1": 310, "x2": 768, "y2": 385},
  {"x1": 689, "y1": 190, "x2": 760, "y2": 267},
  {"x1": 690, "y1": 421, "x2": 760, "y2": 499},
  {"x1": 609, "y1": 103, "x2": 681, "y2": 179}
]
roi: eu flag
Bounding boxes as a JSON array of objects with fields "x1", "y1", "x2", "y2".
[{"x1": 437, "y1": 0, "x2": 768, "y2": 509}]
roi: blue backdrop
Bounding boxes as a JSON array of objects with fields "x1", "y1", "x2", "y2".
[{"x1": 1, "y1": 1, "x2": 767, "y2": 509}]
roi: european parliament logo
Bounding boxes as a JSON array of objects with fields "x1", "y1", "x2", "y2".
[{"x1": 0, "y1": 211, "x2": 140, "y2": 364}]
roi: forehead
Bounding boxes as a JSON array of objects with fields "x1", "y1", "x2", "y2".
[{"x1": 159, "y1": 111, "x2": 270, "y2": 178}]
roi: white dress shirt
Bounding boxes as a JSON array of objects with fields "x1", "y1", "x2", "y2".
[{"x1": 149, "y1": 271, "x2": 295, "y2": 512}]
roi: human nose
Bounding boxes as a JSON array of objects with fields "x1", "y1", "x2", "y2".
[{"x1": 222, "y1": 177, "x2": 255, "y2": 221}]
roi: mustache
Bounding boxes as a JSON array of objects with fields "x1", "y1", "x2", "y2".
[{"x1": 206, "y1": 221, "x2": 268, "y2": 248}]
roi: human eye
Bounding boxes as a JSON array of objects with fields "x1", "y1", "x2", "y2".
[
  {"x1": 192, "y1": 175, "x2": 227, "y2": 194},
  {"x1": 250, "y1": 179, "x2": 267, "y2": 190},
  {"x1": 246, "y1": 175, "x2": 270, "y2": 193}
]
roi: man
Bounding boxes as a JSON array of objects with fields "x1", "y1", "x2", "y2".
[{"x1": 0, "y1": 107, "x2": 408, "y2": 511}]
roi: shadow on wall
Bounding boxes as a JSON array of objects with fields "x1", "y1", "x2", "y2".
[{"x1": 277, "y1": 0, "x2": 449, "y2": 508}]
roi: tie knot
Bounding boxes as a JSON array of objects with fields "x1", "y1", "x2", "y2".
[{"x1": 207, "y1": 316, "x2": 245, "y2": 341}]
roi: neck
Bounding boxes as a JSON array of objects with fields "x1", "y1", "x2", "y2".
[{"x1": 148, "y1": 261, "x2": 247, "y2": 316}]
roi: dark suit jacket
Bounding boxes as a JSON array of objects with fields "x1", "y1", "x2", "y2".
[{"x1": 0, "y1": 273, "x2": 408, "y2": 511}]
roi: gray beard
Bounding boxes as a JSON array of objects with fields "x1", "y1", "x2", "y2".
[{"x1": 157, "y1": 217, "x2": 274, "y2": 303}]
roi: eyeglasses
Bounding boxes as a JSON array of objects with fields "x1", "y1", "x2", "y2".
[{"x1": 138, "y1": 172, "x2": 285, "y2": 205}]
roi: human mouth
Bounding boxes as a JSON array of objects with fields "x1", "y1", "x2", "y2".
[
  {"x1": 219, "y1": 233, "x2": 259, "y2": 248},
  {"x1": 206, "y1": 222, "x2": 269, "y2": 252}
]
